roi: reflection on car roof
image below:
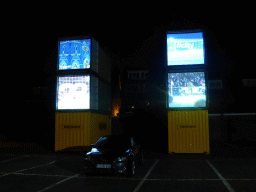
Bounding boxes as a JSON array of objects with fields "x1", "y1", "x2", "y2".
[{"x1": 103, "y1": 135, "x2": 134, "y2": 138}]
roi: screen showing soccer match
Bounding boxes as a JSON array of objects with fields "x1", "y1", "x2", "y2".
[
  {"x1": 57, "y1": 75, "x2": 90, "y2": 110},
  {"x1": 168, "y1": 72, "x2": 206, "y2": 108},
  {"x1": 167, "y1": 32, "x2": 204, "y2": 65},
  {"x1": 58, "y1": 39, "x2": 91, "y2": 70}
]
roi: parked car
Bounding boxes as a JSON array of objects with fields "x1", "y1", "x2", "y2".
[{"x1": 84, "y1": 135, "x2": 143, "y2": 176}]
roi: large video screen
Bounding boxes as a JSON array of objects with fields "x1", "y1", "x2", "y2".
[
  {"x1": 58, "y1": 39, "x2": 91, "y2": 70},
  {"x1": 168, "y1": 72, "x2": 206, "y2": 108},
  {"x1": 57, "y1": 75, "x2": 90, "y2": 110},
  {"x1": 167, "y1": 32, "x2": 204, "y2": 65}
]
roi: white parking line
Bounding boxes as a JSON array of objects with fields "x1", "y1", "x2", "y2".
[
  {"x1": 0, "y1": 154, "x2": 58, "y2": 158},
  {"x1": 146, "y1": 178, "x2": 256, "y2": 181},
  {"x1": 0, "y1": 154, "x2": 16, "y2": 156},
  {"x1": 25, "y1": 154, "x2": 57, "y2": 158},
  {"x1": 16, "y1": 160, "x2": 57, "y2": 173},
  {"x1": 133, "y1": 159, "x2": 159, "y2": 192},
  {"x1": 37, "y1": 174, "x2": 79, "y2": 192},
  {"x1": 207, "y1": 160, "x2": 235, "y2": 192},
  {"x1": 10, "y1": 172, "x2": 256, "y2": 181},
  {"x1": 14, "y1": 172, "x2": 70, "y2": 178},
  {"x1": 0, "y1": 160, "x2": 58, "y2": 178},
  {"x1": 0, "y1": 155, "x2": 30, "y2": 163}
]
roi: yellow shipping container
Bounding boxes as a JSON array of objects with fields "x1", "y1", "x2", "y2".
[
  {"x1": 168, "y1": 110, "x2": 210, "y2": 154},
  {"x1": 55, "y1": 112, "x2": 111, "y2": 152}
]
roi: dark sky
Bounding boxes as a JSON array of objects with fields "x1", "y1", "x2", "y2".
[{"x1": 11, "y1": 5, "x2": 254, "y2": 86}]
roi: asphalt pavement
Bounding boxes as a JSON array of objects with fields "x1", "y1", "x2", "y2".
[{"x1": 0, "y1": 141, "x2": 256, "y2": 192}]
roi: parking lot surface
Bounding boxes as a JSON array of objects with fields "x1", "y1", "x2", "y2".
[{"x1": 0, "y1": 141, "x2": 256, "y2": 192}]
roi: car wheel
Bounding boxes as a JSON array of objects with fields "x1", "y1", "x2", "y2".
[
  {"x1": 131, "y1": 160, "x2": 135, "y2": 175},
  {"x1": 84, "y1": 166, "x2": 94, "y2": 175},
  {"x1": 140, "y1": 153, "x2": 144, "y2": 165},
  {"x1": 84, "y1": 171, "x2": 92, "y2": 176},
  {"x1": 127, "y1": 160, "x2": 135, "y2": 177}
]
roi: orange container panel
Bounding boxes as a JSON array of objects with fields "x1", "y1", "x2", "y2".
[
  {"x1": 89, "y1": 113, "x2": 112, "y2": 145},
  {"x1": 168, "y1": 110, "x2": 210, "y2": 154},
  {"x1": 55, "y1": 112, "x2": 111, "y2": 152}
]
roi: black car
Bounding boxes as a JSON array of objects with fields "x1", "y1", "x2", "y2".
[{"x1": 84, "y1": 135, "x2": 143, "y2": 176}]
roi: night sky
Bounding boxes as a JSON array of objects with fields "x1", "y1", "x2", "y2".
[
  {"x1": 11, "y1": 5, "x2": 254, "y2": 87},
  {"x1": 5, "y1": 5, "x2": 255, "y2": 144}
]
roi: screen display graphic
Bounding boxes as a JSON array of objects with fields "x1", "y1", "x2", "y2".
[
  {"x1": 168, "y1": 72, "x2": 206, "y2": 108},
  {"x1": 57, "y1": 75, "x2": 90, "y2": 110},
  {"x1": 167, "y1": 32, "x2": 204, "y2": 65},
  {"x1": 58, "y1": 39, "x2": 91, "y2": 70}
]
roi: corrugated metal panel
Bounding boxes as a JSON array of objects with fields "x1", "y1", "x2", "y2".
[
  {"x1": 55, "y1": 112, "x2": 111, "y2": 152},
  {"x1": 55, "y1": 112, "x2": 90, "y2": 151},
  {"x1": 168, "y1": 110, "x2": 210, "y2": 154},
  {"x1": 90, "y1": 113, "x2": 111, "y2": 145}
]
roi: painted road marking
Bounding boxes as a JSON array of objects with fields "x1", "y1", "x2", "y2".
[
  {"x1": 0, "y1": 155, "x2": 30, "y2": 163},
  {"x1": 13, "y1": 172, "x2": 256, "y2": 180},
  {"x1": 0, "y1": 154, "x2": 16, "y2": 156},
  {"x1": 10, "y1": 172, "x2": 256, "y2": 181},
  {"x1": 14, "y1": 172, "x2": 71, "y2": 178},
  {"x1": 133, "y1": 159, "x2": 159, "y2": 192},
  {"x1": 207, "y1": 160, "x2": 235, "y2": 192},
  {"x1": 25, "y1": 155, "x2": 57, "y2": 158},
  {"x1": 0, "y1": 160, "x2": 59, "y2": 177},
  {"x1": 37, "y1": 174, "x2": 80, "y2": 192},
  {"x1": 0, "y1": 154, "x2": 58, "y2": 158},
  {"x1": 144, "y1": 178, "x2": 256, "y2": 181}
]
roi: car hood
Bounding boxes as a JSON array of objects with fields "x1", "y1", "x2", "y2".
[{"x1": 87, "y1": 147, "x2": 131, "y2": 158}]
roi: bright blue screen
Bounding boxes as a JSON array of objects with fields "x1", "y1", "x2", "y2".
[
  {"x1": 168, "y1": 72, "x2": 206, "y2": 108},
  {"x1": 58, "y1": 39, "x2": 91, "y2": 70},
  {"x1": 167, "y1": 32, "x2": 204, "y2": 65}
]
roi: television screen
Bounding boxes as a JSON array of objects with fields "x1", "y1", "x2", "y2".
[
  {"x1": 168, "y1": 72, "x2": 206, "y2": 108},
  {"x1": 57, "y1": 75, "x2": 90, "y2": 110},
  {"x1": 167, "y1": 32, "x2": 204, "y2": 65},
  {"x1": 58, "y1": 39, "x2": 91, "y2": 70}
]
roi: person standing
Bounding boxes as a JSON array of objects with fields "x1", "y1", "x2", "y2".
[{"x1": 187, "y1": 81, "x2": 193, "y2": 95}]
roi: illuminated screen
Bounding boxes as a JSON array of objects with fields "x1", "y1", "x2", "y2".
[
  {"x1": 167, "y1": 32, "x2": 204, "y2": 65},
  {"x1": 168, "y1": 72, "x2": 206, "y2": 108},
  {"x1": 57, "y1": 75, "x2": 90, "y2": 110},
  {"x1": 58, "y1": 39, "x2": 91, "y2": 70}
]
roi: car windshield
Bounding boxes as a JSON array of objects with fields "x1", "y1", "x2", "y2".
[{"x1": 94, "y1": 136, "x2": 131, "y2": 150}]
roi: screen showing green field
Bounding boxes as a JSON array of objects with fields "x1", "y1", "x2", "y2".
[{"x1": 168, "y1": 72, "x2": 206, "y2": 108}]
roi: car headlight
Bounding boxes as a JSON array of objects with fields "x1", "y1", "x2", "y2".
[{"x1": 116, "y1": 156, "x2": 127, "y2": 161}]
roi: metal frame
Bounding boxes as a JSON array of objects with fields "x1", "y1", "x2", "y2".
[
  {"x1": 57, "y1": 36, "x2": 92, "y2": 72},
  {"x1": 166, "y1": 29, "x2": 205, "y2": 68},
  {"x1": 166, "y1": 29, "x2": 208, "y2": 111},
  {"x1": 56, "y1": 74, "x2": 91, "y2": 112},
  {"x1": 55, "y1": 36, "x2": 111, "y2": 115}
]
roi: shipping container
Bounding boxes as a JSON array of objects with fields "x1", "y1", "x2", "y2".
[
  {"x1": 55, "y1": 112, "x2": 111, "y2": 152},
  {"x1": 168, "y1": 110, "x2": 210, "y2": 154},
  {"x1": 57, "y1": 37, "x2": 111, "y2": 83},
  {"x1": 56, "y1": 37, "x2": 111, "y2": 114}
]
